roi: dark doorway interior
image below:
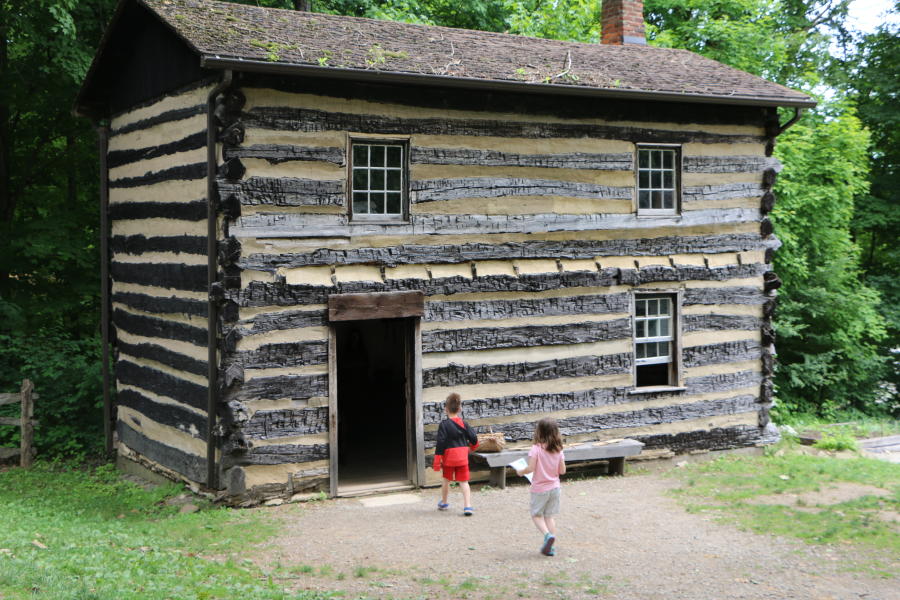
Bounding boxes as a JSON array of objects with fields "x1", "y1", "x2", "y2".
[{"x1": 335, "y1": 319, "x2": 409, "y2": 490}]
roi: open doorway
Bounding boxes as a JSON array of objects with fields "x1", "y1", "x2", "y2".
[{"x1": 334, "y1": 318, "x2": 411, "y2": 492}]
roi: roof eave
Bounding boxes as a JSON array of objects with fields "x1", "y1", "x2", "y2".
[{"x1": 201, "y1": 55, "x2": 817, "y2": 109}]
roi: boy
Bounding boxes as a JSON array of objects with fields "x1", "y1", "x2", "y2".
[{"x1": 433, "y1": 392, "x2": 479, "y2": 516}]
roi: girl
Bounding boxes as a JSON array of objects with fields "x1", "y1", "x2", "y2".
[{"x1": 516, "y1": 417, "x2": 566, "y2": 556}]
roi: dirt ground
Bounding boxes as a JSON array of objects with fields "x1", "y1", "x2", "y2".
[{"x1": 251, "y1": 467, "x2": 899, "y2": 600}]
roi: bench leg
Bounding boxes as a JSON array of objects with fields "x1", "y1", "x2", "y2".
[
  {"x1": 609, "y1": 457, "x2": 625, "y2": 476},
  {"x1": 489, "y1": 466, "x2": 507, "y2": 489}
]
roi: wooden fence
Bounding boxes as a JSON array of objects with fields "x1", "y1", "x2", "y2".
[{"x1": 0, "y1": 379, "x2": 37, "y2": 468}]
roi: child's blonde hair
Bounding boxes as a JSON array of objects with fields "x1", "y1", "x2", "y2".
[
  {"x1": 444, "y1": 392, "x2": 461, "y2": 415},
  {"x1": 534, "y1": 418, "x2": 563, "y2": 453}
]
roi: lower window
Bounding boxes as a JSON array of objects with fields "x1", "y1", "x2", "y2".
[{"x1": 634, "y1": 294, "x2": 677, "y2": 387}]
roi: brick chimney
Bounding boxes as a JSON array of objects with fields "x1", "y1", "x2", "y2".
[{"x1": 601, "y1": 0, "x2": 646, "y2": 45}]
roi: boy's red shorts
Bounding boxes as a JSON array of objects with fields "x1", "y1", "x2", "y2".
[{"x1": 442, "y1": 464, "x2": 470, "y2": 482}]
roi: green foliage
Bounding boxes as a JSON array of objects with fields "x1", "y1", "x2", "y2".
[
  {"x1": 0, "y1": 463, "x2": 332, "y2": 599},
  {"x1": 813, "y1": 429, "x2": 859, "y2": 452},
  {"x1": 771, "y1": 109, "x2": 888, "y2": 414}
]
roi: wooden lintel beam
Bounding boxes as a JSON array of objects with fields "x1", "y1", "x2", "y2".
[{"x1": 328, "y1": 291, "x2": 425, "y2": 322}]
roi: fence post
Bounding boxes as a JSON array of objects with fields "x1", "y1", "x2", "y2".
[{"x1": 20, "y1": 379, "x2": 34, "y2": 468}]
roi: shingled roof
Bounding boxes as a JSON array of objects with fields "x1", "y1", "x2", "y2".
[{"x1": 81, "y1": 0, "x2": 815, "y2": 110}]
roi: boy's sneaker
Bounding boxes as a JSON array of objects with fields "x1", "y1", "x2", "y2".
[
  {"x1": 540, "y1": 533, "x2": 556, "y2": 556},
  {"x1": 463, "y1": 506, "x2": 474, "y2": 516},
  {"x1": 437, "y1": 501, "x2": 449, "y2": 511}
]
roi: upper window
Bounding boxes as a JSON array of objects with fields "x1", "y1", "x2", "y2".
[
  {"x1": 350, "y1": 141, "x2": 406, "y2": 220},
  {"x1": 637, "y1": 146, "x2": 679, "y2": 215},
  {"x1": 634, "y1": 294, "x2": 678, "y2": 387}
]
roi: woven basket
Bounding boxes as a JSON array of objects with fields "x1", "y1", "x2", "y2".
[{"x1": 476, "y1": 427, "x2": 506, "y2": 452}]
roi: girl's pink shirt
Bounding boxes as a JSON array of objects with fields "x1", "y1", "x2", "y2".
[{"x1": 528, "y1": 443, "x2": 565, "y2": 493}]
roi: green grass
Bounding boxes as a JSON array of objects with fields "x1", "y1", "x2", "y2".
[
  {"x1": 669, "y1": 444, "x2": 900, "y2": 571},
  {"x1": 0, "y1": 462, "x2": 336, "y2": 600}
]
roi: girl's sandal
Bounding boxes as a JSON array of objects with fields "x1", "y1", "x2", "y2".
[
  {"x1": 463, "y1": 507, "x2": 474, "y2": 516},
  {"x1": 437, "y1": 501, "x2": 450, "y2": 511}
]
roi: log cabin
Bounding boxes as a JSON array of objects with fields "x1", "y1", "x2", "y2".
[{"x1": 76, "y1": 0, "x2": 814, "y2": 503}]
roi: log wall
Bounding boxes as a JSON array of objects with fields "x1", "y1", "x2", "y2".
[
  {"x1": 213, "y1": 79, "x2": 781, "y2": 500},
  {"x1": 107, "y1": 82, "x2": 213, "y2": 487}
]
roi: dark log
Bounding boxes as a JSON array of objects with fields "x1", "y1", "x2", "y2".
[
  {"x1": 244, "y1": 106, "x2": 766, "y2": 145},
  {"x1": 117, "y1": 421, "x2": 207, "y2": 483},
  {"x1": 222, "y1": 443, "x2": 328, "y2": 467},
  {"x1": 411, "y1": 177, "x2": 630, "y2": 203},
  {"x1": 108, "y1": 200, "x2": 208, "y2": 222},
  {"x1": 763, "y1": 271, "x2": 782, "y2": 292},
  {"x1": 112, "y1": 291, "x2": 208, "y2": 317},
  {"x1": 758, "y1": 403, "x2": 771, "y2": 427},
  {"x1": 227, "y1": 340, "x2": 327, "y2": 370},
  {"x1": 221, "y1": 328, "x2": 240, "y2": 353},
  {"x1": 682, "y1": 183, "x2": 765, "y2": 204},
  {"x1": 110, "y1": 104, "x2": 206, "y2": 137},
  {"x1": 107, "y1": 131, "x2": 206, "y2": 169},
  {"x1": 761, "y1": 349, "x2": 775, "y2": 377},
  {"x1": 218, "y1": 176, "x2": 344, "y2": 206},
  {"x1": 760, "y1": 379, "x2": 774, "y2": 404},
  {"x1": 223, "y1": 144, "x2": 344, "y2": 165},
  {"x1": 682, "y1": 287, "x2": 767, "y2": 306},
  {"x1": 683, "y1": 369, "x2": 762, "y2": 394},
  {"x1": 117, "y1": 388, "x2": 207, "y2": 440},
  {"x1": 634, "y1": 423, "x2": 776, "y2": 452},
  {"x1": 110, "y1": 262, "x2": 208, "y2": 292},
  {"x1": 240, "y1": 233, "x2": 774, "y2": 270},
  {"x1": 113, "y1": 307, "x2": 207, "y2": 346},
  {"x1": 423, "y1": 352, "x2": 633, "y2": 388},
  {"x1": 682, "y1": 314, "x2": 762, "y2": 332},
  {"x1": 760, "y1": 191, "x2": 775, "y2": 214},
  {"x1": 328, "y1": 291, "x2": 424, "y2": 321},
  {"x1": 410, "y1": 147, "x2": 632, "y2": 170},
  {"x1": 221, "y1": 300, "x2": 240, "y2": 324},
  {"x1": 762, "y1": 167, "x2": 777, "y2": 189},
  {"x1": 110, "y1": 235, "x2": 207, "y2": 256},
  {"x1": 244, "y1": 72, "x2": 768, "y2": 128},
  {"x1": 619, "y1": 263, "x2": 766, "y2": 286},
  {"x1": 219, "y1": 193, "x2": 242, "y2": 220},
  {"x1": 220, "y1": 123, "x2": 245, "y2": 146},
  {"x1": 108, "y1": 162, "x2": 207, "y2": 189},
  {"x1": 219, "y1": 158, "x2": 246, "y2": 181},
  {"x1": 682, "y1": 155, "x2": 777, "y2": 174},
  {"x1": 425, "y1": 394, "x2": 759, "y2": 444},
  {"x1": 764, "y1": 247, "x2": 775, "y2": 264},
  {"x1": 224, "y1": 374, "x2": 327, "y2": 403},
  {"x1": 116, "y1": 339, "x2": 207, "y2": 377},
  {"x1": 421, "y1": 318, "x2": 631, "y2": 353},
  {"x1": 762, "y1": 298, "x2": 777, "y2": 319},
  {"x1": 221, "y1": 89, "x2": 246, "y2": 116},
  {"x1": 241, "y1": 407, "x2": 329, "y2": 439},
  {"x1": 218, "y1": 236, "x2": 242, "y2": 267},
  {"x1": 425, "y1": 293, "x2": 630, "y2": 322},
  {"x1": 237, "y1": 308, "x2": 327, "y2": 336},
  {"x1": 682, "y1": 339, "x2": 762, "y2": 368},
  {"x1": 761, "y1": 322, "x2": 776, "y2": 345},
  {"x1": 760, "y1": 217, "x2": 774, "y2": 238},
  {"x1": 221, "y1": 362, "x2": 245, "y2": 390},
  {"x1": 116, "y1": 359, "x2": 208, "y2": 410}
]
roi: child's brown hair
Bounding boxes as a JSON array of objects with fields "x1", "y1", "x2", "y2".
[
  {"x1": 444, "y1": 392, "x2": 461, "y2": 415},
  {"x1": 534, "y1": 418, "x2": 563, "y2": 453}
]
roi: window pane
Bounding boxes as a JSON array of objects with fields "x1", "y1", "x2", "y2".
[
  {"x1": 663, "y1": 151, "x2": 673, "y2": 169},
  {"x1": 370, "y1": 192, "x2": 385, "y2": 213},
  {"x1": 660, "y1": 319, "x2": 669, "y2": 336},
  {"x1": 352, "y1": 145, "x2": 368, "y2": 166},
  {"x1": 386, "y1": 169, "x2": 401, "y2": 191},
  {"x1": 659, "y1": 341, "x2": 670, "y2": 357},
  {"x1": 648, "y1": 319, "x2": 658, "y2": 337},
  {"x1": 648, "y1": 299, "x2": 658, "y2": 316},
  {"x1": 664, "y1": 171, "x2": 674, "y2": 189},
  {"x1": 639, "y1": 190, "x2": 650, "y2": 209},
  {"x1": 636, "y1": 321, "x2": 645, "y2": 338},
  {"x1": 636, "y1": 300, "x2": 646, "y2": 316},
  {"x1": 387, "y1": 146, "x2": 402, "y2": 167},
  {"x1": 663, "y1": 191, "x2": 674, "y2": 209},
  {"x1": 386, "y1": 193, "x2": 401, "y2": 214},
  {"x1": 353, "y1": 192, "x2": 368, "y2": 214},
  {"x1": 371, "y1": 145, "x2": 385, "y2": 166},
  {"x1": 636, "y1": 343, "x2": 646, "y2": 359},
  {"x1": 370, "y1": 169, "x2": 385, "y2": 190},
  {"x1": 639, "y1": 151, "x2": 649, "y2": 168},
  {"x1": 652, "y1": 171, "x2": 662, "y2": 188},
  {"x1": 352, "y1": 169, "x2": 367, "y2": 191},
  {"x1": 652, "y1": 190, "x2": 662, "y2": 208},
  {"x1": 660, "y1": 298, "x2": 670, "y2": 315},
  {"x1": 652, "y1": 151, "x2": 662, "y2": 168}
]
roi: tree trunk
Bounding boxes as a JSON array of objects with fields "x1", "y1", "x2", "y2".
[
  {"x1": 293, "y1": 0, "x2": 311, "y2": 11},
  {"x1": 0, "y1": 10, "x2": 12, "y2": 296}
]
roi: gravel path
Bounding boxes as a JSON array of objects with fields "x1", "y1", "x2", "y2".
[{"x1": 253, "y1": 472, "x2": 897, "y2": 600}]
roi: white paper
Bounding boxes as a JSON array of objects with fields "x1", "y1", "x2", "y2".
[{"x1": 508, "y1": 457, "x2": 532, "y2": 482}]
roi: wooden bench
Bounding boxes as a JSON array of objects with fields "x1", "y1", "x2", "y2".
[{"x1": 470, "y1": 438, "x2": 644, "y2": 489}]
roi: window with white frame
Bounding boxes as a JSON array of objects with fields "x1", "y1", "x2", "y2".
[
  {"x1": 637, "y1": 146, "x2": 679, "y2": 215},
  {"x1": 634, "y1": 294, "x2": 677, "y2": 387},
  {"x1": 350, "y1": 141, "x2": 406, "y2": 219}
]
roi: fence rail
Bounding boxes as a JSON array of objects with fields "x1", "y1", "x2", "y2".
[{"x1": 0, "y1": 379, "x2": 38, "y2": 468}]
